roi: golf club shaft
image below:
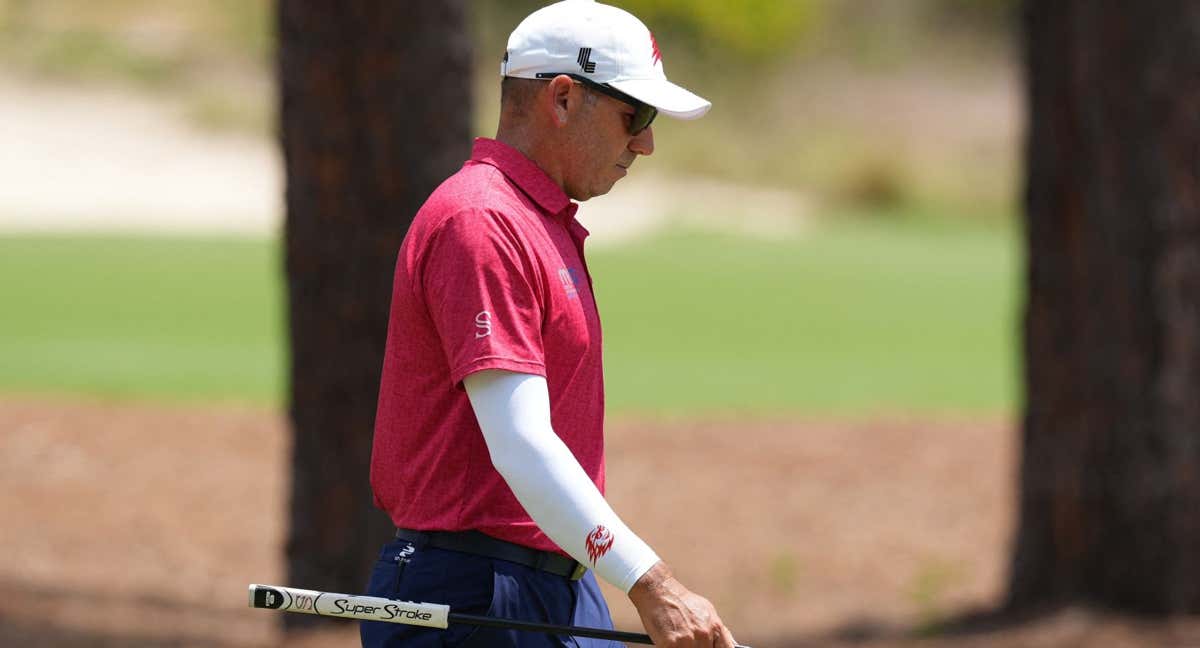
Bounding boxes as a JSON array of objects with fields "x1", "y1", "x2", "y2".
[{"x1": 450, "y1": 610, "x2": 653, "y2": 643}]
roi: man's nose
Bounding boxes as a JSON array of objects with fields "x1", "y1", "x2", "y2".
[{"x1": 629, "y1": 125, "x2": 654, "y2": 156}]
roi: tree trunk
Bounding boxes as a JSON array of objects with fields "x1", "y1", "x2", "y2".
[
  {"x1": 1009, "y1": 0, "x2": 1200, "y2": 614},
  {"x1": 277, "y1": 0, "x2": 471, "y2": 629}
]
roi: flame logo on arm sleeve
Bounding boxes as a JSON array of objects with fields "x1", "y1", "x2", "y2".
[{"x1": 585, "y1": 525, "x2": 614, "y2": 565}]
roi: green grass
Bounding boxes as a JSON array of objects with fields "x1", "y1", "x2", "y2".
[
  {"x1": 592, "y1": 218, "x2": 1020, "y2": 416},
  {"x1": 0, "y1": 236, "x2": 284, "y2": 403},
  {"x1": 0, "y1": 220, "x2": 1019, "y2": 415}
]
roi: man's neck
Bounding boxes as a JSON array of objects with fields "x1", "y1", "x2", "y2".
[{"x1": 495, "y1": 127, "x2": 565, "y2": 192}]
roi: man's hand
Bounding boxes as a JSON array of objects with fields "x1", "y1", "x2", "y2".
[{"x1": 627, "y1": 561, "x2": 737, "y2": 648}]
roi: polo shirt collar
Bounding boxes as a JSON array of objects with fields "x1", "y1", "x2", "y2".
[{"x1": 471, "y1": 138, "x2": 574, "y2": 220}]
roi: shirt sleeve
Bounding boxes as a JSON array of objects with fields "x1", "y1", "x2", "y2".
[{"x1": 418, "y1": 209, "x2": 547, "y2": 387}]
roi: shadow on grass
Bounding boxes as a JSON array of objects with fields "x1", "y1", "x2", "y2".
[
  {"x1": 0, "y1": 618, "x2": 228, "y2": 648},
  {"x1": 0, "y1": 579, "x2": 269, "y2": 647},
  {"x1": 764, "y1": 604, "x2": 1200, "y2": 647},
  {"x1": 15, "y1": 582, "x2": 1191, "y2": 648},
  {"x1": 759, "y1": 605, "x2": 1062, "y2": 647}
]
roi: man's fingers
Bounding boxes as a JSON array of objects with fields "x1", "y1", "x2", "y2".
[{"x1": 708, "y1": 613, "x2": 735, "y2": 648}]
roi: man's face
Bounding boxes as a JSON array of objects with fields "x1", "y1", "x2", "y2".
[{"x1": 561, "y1": 86, "x2": 655, "y2": 201}]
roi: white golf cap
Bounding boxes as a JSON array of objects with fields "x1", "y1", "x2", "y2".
[{"x1": 501, "y1": 0, "x2": 711, "y2": 120}]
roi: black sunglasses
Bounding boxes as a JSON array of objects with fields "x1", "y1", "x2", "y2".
[{"x1": 535, "y1": 72, "x2": 658, "y2": 135}]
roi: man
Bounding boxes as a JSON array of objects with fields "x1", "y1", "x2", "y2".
[{"x1": 365, "y1": 1, "x2": 736, "y2": 646}]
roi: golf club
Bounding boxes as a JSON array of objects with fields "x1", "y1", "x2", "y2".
[{"x1": 249, "y1": 584, "x2": 752, "y2": 647}]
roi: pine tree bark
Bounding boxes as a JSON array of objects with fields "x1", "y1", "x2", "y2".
[
  {"x1": 1009, "y1": 0, "x2": 1200, "y2": 613},
  {"x1": 277, "y1": 0, "x2": 471, "y2": 629}
]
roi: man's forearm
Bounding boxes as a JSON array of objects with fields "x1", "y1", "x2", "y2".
[{"x1": 463, "y1": 369, "x2": 659, "y2": 592}]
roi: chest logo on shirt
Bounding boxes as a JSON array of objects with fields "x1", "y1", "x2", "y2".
[
  {"x1": 475, "y1": 310, "x2": 492, "y2": 338},
  {"x1": 585, "y1": 525, "x2": 614, "y2": 565},
  {"x1": 558, "y1": 267, "x2": 580, "y2": 299}
]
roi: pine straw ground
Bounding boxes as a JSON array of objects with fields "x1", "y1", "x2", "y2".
[{"x1": 2, "y1": 398, "x2": 1198, "y2": 647}]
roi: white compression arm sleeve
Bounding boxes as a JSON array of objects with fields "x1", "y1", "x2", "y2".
[{"x1": 463, "y1": 369, "x2": 660, "y2": 593}]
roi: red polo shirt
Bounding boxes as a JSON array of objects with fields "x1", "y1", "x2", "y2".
[{"x1": 370, "y1": 138, "x2": 605, "y2": 553}]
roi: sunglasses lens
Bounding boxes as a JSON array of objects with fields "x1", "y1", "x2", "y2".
[{"x1": 632, "y1": 104, "x2": 657, "y2": 134}]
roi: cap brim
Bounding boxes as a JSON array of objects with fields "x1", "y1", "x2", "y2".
[{"x1": 607, "y1": 78, "x2": 711, "y2": 120}]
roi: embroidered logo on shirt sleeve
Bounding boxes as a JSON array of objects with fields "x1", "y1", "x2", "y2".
[
  {"x1": 474, "y1": 310, "x2": 492, "y2": 338},
  {"x1": 585, "y1": 525, "x2": 614, "y2": 565}
]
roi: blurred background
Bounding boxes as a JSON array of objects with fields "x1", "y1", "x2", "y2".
[
  {"x1": 0, "y1": 0, "x2": 1021, "y2": 412},
  {"x1": 0, "y1": 1, "x2": 1035, "y2": 646}
]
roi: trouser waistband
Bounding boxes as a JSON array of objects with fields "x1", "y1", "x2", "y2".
[{"x1": 394, "y1": 528, "x2": 587, "y2": 581}]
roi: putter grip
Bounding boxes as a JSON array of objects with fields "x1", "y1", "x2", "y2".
[{"x1": 248, "y1": 584, "x2": 450, "y2": 628}]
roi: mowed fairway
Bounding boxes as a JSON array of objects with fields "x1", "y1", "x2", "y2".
[
  {"x1": 0, "y1": 219, "x2": 1018, "y2": 414},
  {"x1": 0, "y1": 236, "x2": 285, "y2": 402},
  {"x1": 595, "y1": 220, "x2": 1020, "y2": 415}
]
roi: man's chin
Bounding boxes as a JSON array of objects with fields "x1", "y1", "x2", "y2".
[
  {"x1": 571, "y1": 183, "x2": 618, "y2": 202},
  {"x1": 596, "y1": 174, "x2": 626, "y2": 196}
]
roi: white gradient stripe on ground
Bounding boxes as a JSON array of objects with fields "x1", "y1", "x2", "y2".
[
  {"x1": 0, "y1": 80, "x2": 281, "y2": 237},
  {"x1": 0, "y1": 80, "x2": 807, "y2": 243}
]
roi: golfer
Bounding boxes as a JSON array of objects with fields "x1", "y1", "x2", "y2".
[{"x1": 365, "y1": 1, "x2": 734, "y2": 646}]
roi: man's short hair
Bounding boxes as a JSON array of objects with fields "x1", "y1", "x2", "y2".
[
  {"x1": 500, "y1": 77, "x2": 544, "y2": 111},
  {"x1": 501, "y1": 76, "x2": 598, "y2": 115}
]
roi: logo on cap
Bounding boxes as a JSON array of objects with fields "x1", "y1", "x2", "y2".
[
  {"x1": 577, "y1": 47, "x2": 596, "y2": 73},
  {"x1": 650, "y1": 32, "x2": 662, "y2": 64}
]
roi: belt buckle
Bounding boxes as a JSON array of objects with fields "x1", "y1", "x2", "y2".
[{"x1": 570, "y1": 562, "x2": 587, "y2": 581}]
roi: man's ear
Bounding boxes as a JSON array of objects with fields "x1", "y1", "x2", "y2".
[{"x1": 546, "y1": 75, "x2": 574, "y2": 128}]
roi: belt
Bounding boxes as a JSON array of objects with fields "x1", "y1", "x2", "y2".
[{"x1": 395, "y1": 528, "x2": 588, "y2": 581}]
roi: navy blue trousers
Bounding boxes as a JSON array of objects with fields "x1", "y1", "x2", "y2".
[{"x1": 360, "y1": 536, "x2": 622, "y2": 647}]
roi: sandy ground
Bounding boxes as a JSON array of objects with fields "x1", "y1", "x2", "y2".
[
  {"x1": 0, "y1": 398, "x2": 1014, "y2": 646},
  {"x1": 0, "y1": 80, "x2": 281, "y2": 237},
  {"x1": 0, "y1": 78, "x2": 807, "y2": 245},
  {"x1": 4, "y1": 399, "x2": 1200, "y2": 647}
]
